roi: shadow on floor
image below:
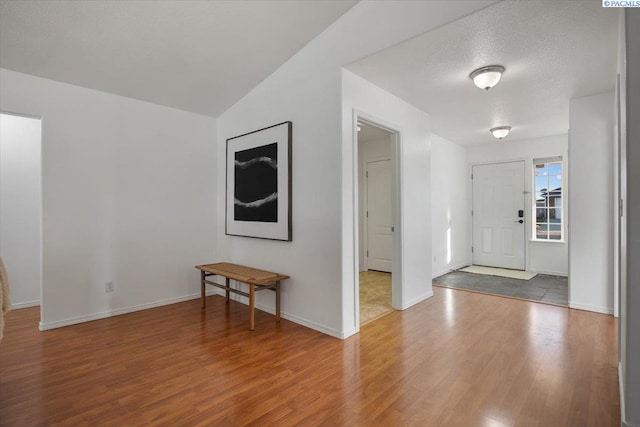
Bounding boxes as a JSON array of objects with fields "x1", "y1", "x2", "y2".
[{"x1": 433, "y1": 270, "x2": 568, "y2": 306}]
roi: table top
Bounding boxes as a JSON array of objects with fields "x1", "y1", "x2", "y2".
[{"x1": 196, "y1": 262, "x2": 289, "y2": 285}]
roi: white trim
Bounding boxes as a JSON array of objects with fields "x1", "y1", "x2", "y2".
[
  {"x1": 38, "y1": 291, "x2": 217, "y2": 331},
  {"x1": 0, "y1": 112, "x2": 45, "y2": 327},
  {"x1": 569, "y1": 301, "x2": 613, "y2": 315},
  {"x1": 530, "y1": 239, "x2": 566, "y2": 244},
  {"x1": 432, "y1": 263, "x2": 469, "y2": 279},
  {"x1": 532, "y1": 158, "x2": 564, "y2": 242},
  {"x1": 254, "y1": 300, "x2": 351, "y2": 339},
  {"x1": 224, "y1": 290, "x2": 348, "y2": 339},
  {"x1": 400, "y1": 290, "x2": 433, "y2": 310},
  {"x1": 11, "y1": 300, "x2": 40, "y2": 309},
  {"x1": 353, "y1": 110, "x2": 404, "y2": 330}
]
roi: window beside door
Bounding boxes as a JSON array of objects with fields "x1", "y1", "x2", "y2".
[{"x1": 534, "y1": 157, "x2": 563, "y2": 241}]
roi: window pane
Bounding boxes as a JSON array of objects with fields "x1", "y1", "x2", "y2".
[
  {"x1": 535, "y1": 164, "x2": 548, "y2": 176},
  {"x1": 536, "y1": 223, "x2": 548, "y2": 239},
  {"x1": 548, "y1": 174, "x2": 562, "y2": 190},
  {"x1": 536, "y1": 208, "x2": 548, "y2": 222},
  {"x1": 549, "y1": 222, "x2": 562, "y2": 240},
  {"x1": 548, "y1": 163, "x2": 562, "y2": 175},
  {"x1": 535, "y1": 176, "x2": 548, "y2": 193},
  {"x1": 536, "y1": 193, "x2": 549, "y2": 208},
  {"x1": 533, "y1": 160, "x2": 563, "y2": 241},
  {"x1": 553, "y1": 196, "x2": 562, "y2": 208}
]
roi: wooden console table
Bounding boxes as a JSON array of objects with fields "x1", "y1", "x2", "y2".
[{"x1": 195, "y1": 262, "x2": 289, "y2": 331}]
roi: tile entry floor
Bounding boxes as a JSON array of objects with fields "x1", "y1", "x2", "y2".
[{"x1": 433, "y1": 270, "x2": 568, "y2": 306}]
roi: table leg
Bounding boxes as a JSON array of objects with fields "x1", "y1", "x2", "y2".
[
  {"x1": 249, "y1": 284, "x2": 255, "y2": 331},
  {"x1": 201, "y1": 270, "x2": 206, "y2": 309},
  {"x1": 225, "y1": 277, "x2": 230, "y2": 303},
  {"x1": 275, "y1": 281, "x2": 281, "y2": 323}
]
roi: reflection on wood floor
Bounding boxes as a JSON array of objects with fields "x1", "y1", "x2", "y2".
[
  {"x1": 359, "y1": 270, "x2": 393, "y2": 325},
  {"x1": 0, "y1": 287, "x2": 619, "y2": 426}
]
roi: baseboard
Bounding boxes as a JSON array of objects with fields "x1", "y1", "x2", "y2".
[
  {"x1": 225, "y1": 292, "x2": 350, "y2": 339},
  {"x1": 569, "y1": 301, "x2": 613, "y2": 315},
  {"x1": 432, "y1": 263, "x2": 469, "y2": 279},
  {"x1": 11, "y1": 300, "x2": 40, "y2": 309},
  {"x1": 38, "y1": 290, "x2": 218, "y2": 331},
  {"x1": 401, "y1": 290, "x2": 434, "y2": 310}
]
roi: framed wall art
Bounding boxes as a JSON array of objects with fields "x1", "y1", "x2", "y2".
[{"x1": 226, "y1": 121, "x2": 292, "y2": 241}]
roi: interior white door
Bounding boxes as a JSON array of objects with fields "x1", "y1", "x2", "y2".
[
  {"x1": 367, "y1": 159, "x2": 392, "y2": 272},
  {"x1": 472, "y1": 161, "x2": 525, "y2": 270}
]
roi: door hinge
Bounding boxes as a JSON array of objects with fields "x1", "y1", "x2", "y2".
[
  {"x1": 471, "y1": 173, "x2": 474, "y2": 180},
  {"x1": 471, "y1": 246, "x2": 474, "y2": 253},
  {"x1": 367, "y1": 250, "x2": 369, "y2": 257},
  {"x1": 620, "y1": 198, "x2": 624, "y2": 217},
  {"x1": 366, "y1": 211, "x2": 369, "y2": 218},
  {"x1": 471, "y1": 210, "x2": 474, "y2": 216},
  {"x1": 366, "y1": 171, "x2": 368, "y2": 178}
]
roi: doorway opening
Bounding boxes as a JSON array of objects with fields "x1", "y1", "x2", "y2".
[
  {"x1": 434, "y1": 158, "x2": 568, "y2": 307},
  {"x1": 356, "y1": 120, "x2": 397, "y2": 326},
  {"x1": 0, "y1": 112, "x2": 43, "y2": 324}
]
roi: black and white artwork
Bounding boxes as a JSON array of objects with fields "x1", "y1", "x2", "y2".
[
  {"x1": 226, "y1": 122, "x2": 292, "y2": 241},
  {"x1": 234, "y1": 143, "x2": 278, "y2": 222}
]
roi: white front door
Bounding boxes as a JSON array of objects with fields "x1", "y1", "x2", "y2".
[
  {"x1": 367, "y1": 159, "x2": 392, "y2": 272},
  {"x1": 472, "y1": 161, "x2": 525, "y2": 270}
]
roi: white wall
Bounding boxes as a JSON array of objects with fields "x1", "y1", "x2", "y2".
[
  {"x1": 216, "y1": 1, "x2": 494, "y2": 339},
  {"x1": 0, "y1": 69, "x2": 217, "y2": 329},
  {"x1": 569, "y1": 91, "x2": 615, "y2": 315},
  {"x1": 466, "y1": 134, "x2": 569, "y2": 276},
  {"x1": 431, "y1": 133, "x2": 470, "y2": 278},
  {"x1": 358, "y1": 133, "x2": 392, "y2": 271},
  {"x1": 0, "y1": 113, "x2": 42, "y2": 308},
  {"x1": 343, "y1": 69, "x2": 433, "y2": 321}
]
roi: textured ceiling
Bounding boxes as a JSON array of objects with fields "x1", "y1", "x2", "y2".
[
  {"x1": 0, "y1": 0, "x2": 357, "y2": 117},
  {"x1": 346, "y1": 1, "x2": 619, "y2": 146}
]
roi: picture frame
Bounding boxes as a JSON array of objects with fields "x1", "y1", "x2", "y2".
[{"x1": 225, "y1": 121, "x2": 292, "y2": 241}]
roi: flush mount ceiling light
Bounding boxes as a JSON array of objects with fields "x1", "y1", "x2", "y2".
[
  {"x1": 469, "y1": 65, "x2": 505, "y2": 90},
  {"x1": 490, "y1": 126, "x2": 511, "y2": 139}
]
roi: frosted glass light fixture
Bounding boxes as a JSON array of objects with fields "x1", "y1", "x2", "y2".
[
  {"x1": 469, "y1": 65, "x2": 505, "y2": 90},
  {"x1": 490, "y1": 126, "x2": 511, "y2": 139}
]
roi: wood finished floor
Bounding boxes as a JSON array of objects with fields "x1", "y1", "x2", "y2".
[{"x1": 0, "y1": 287, "x2": 619, "y2": 426}]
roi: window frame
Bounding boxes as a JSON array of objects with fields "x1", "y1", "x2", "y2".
[{"x1": 532, "y1": 157, "x2": 564, "y2": 243}]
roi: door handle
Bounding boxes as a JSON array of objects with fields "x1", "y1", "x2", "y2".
[{"x1": 515, "y1": 219, "x2": 524, "y2": 224}]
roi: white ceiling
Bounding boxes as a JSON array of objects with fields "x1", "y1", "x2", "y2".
[
  {"x1": 0, "y1": 0, "x2": 357, "y2": 117},
  {"x1": 346, "y1": 1, "x2": 619, "y2": 146}
]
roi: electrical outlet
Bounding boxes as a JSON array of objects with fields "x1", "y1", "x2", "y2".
[{"x1": 105, "y1": 281, "x2": 114, "y2": 293}]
